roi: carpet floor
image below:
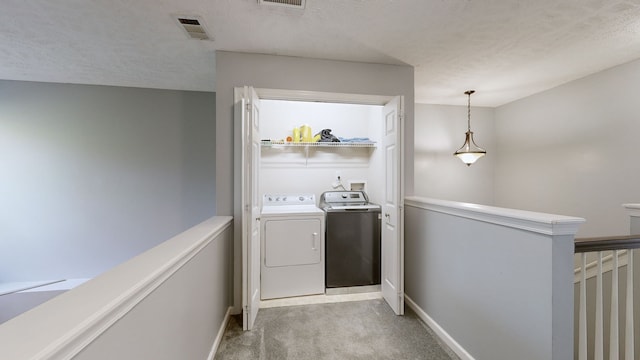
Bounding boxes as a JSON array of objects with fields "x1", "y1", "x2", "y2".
[{"x1": 214, "y1": 299, "x2": 460, "y2": 360}]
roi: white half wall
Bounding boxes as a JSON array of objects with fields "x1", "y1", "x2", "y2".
[
  {"x1": 494, "y1": 58, "x2": 640, "y2": 237},
  {"x1": 628, "y1": 205, "x2": 640, "y2": 234},
  {"x1": 404, "y1": 196, "x2": 584, "y2": 360},
  {"x1": 414, "y1": 103, "x2": 494, "y2": 205},
  {"x1": 0, "y1": 217, "x2": 233, "y2": 360}
]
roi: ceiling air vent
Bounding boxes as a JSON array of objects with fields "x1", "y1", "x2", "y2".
[
  {"x1": 174, "y1": 16, "x2": 212, "y2": 40},
  {"x1": 258, "y1": 0, "x2": 306, "y2": 9}
]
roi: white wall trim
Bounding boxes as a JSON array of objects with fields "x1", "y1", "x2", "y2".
[
  {"x1": 405, "y1": 196, "x2": 585, "y2": 236},
  {"x1": 255, "y1": 87, "x2": 393, "y2": 105},
  {"x1": 0, "y1": 216, "x2": 233, "y2": 360},
  {"x1": 0, "y1": 280, "x2": 65, "y2": 296},
  {"x1": 208, "y1": 306, "x2": 233, "y2": 360},
  {"x1": 623, "y1": 203, "x2": 640, "y2": 218},
  {"x1": 405, "y1": 295, "x2": 475, "y2": 360}
]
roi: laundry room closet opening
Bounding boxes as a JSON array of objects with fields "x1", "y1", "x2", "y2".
[
  {"x1": 236, "y1": 87, "x2": 405, "y2": 330},
  {"x1": 260, "y1": 100, "x2": 384, "y2": 198}
]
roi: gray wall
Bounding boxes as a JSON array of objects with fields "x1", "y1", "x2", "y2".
[
  {"x1": 0, "y1": 289, "x2": 64, "y2": 324},
  {"x1": 414, "y1": 59, "x2": 640, "y2": 236},
  {"x1": 215, "y1": 51, "x2": 414, "y2": 311},
  {"x1": 494, "y1": 59, "x2": 640, "y2": 237},
  {"x1": 414, "y1": 103, "x2": 495, "y2": 205},
  {"x1": 405, "y1": 200, "x2": 576, "y2": 360},
  {"x1": 0, "y1": 80, "x2": 216, "y2": 281}
]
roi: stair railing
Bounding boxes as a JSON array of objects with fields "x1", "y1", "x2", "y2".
[{"x1": 575, "y1": 235, "x2": 640, "y2": 360}]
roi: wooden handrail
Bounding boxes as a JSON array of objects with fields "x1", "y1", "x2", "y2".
[{"x1": 574, "y1": 234, "x2": 640, "y2": 253}]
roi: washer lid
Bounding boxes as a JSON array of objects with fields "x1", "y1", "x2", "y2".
[
  {"x1": 325, "y1": 204, "x2": 381, "y2": 211},
  {"x1": 320, "y1": 190, "x2": 377, "y2": 210},
  {"x1": 321, "y1": 191, "x2": 368, "y2": 204}
]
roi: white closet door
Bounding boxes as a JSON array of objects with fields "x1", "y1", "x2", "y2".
[
  {"x1": 381, "y1": 96, "x2": 404, "y2": 315},
  {"x1": 241, "y1": 86, "x2": 261, "y2": 330}
]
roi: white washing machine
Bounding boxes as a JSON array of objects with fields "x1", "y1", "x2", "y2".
[{"x1": 260, "y1": 194, "x2": 325, "y2": 300}]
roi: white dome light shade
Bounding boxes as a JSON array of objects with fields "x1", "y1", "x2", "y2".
[{"x1": 454, "y1": 131, "x2": 486, "y2": 166}]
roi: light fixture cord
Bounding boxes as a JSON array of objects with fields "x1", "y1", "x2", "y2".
[{"x1": 467, "y1": 92, "x2": 471, "y2": 132}]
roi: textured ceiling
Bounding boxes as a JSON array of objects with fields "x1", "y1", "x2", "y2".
[{"x1": 2, "y1": 0, "x2": 640, "y2": 106}]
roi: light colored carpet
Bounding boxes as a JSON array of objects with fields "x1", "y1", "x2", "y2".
[{"x1": 215, "y1": 299, "x2": 460, "y2": 360}]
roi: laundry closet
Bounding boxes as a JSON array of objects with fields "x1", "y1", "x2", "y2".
[
  {"x1": 259, "y1": 99, "x2": 384, "y2": 200},
  {"x1": 237, "y1": 87, "x2": 404, "y2": 330}
]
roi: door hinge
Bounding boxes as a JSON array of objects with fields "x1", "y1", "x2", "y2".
[
  {"x1": 246, "y1": 103, "x2": 252, "y2": 112},
  {"x1": 244, "y1": 305, "x2": 249, "y2": 313}
]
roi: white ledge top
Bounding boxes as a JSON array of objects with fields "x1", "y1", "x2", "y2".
[
  {"x1": 0, "y1": 216, "x2": 233, "y2": 360},
  {"x1": 623, "y1": 203, "x2": 640, "y2": 217},
  {"x1": 405, "y1": 196, "x2": 585, "y2": 236}
]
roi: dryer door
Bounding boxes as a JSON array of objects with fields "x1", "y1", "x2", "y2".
[{"x1": 264, "y1": 218, "x2": 321, "y2": 267}]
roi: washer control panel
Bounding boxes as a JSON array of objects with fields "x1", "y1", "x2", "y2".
[{"x1": 320, "y1": 191, "x2": 368, "y2": 205}]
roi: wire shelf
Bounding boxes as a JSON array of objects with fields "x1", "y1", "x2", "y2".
[{"x1": 260, "y1": 141, "x2": 376, "y2": 148}]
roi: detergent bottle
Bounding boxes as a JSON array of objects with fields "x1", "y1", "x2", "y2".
[
  {"x1": 292, "y1": 127, "x2": 300, "y2": 143},
  {"x1": 300, "y1": 124, "x2": 312, "y2": 142}
]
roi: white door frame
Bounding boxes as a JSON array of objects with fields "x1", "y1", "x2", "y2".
[{"x1": 236, "y1": 87, "x2": 405, "y2": 320}]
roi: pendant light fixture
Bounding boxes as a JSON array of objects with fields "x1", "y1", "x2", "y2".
[{"x1": 454, "y1": 90, "x2": 486, "y2": 166}]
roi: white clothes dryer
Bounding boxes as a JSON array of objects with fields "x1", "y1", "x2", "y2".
[{"x1": 260, "y1": 194, "x2": 325, "y2": 300}]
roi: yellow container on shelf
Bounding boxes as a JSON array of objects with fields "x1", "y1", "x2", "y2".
[
  {"x1": 313, "y1": 134, "x2": 321, "y2": 142},
  {"x1": 292, "y1": 127, "x2": 300, "y2": 143},
  {"x1": 300, "y1": 124, "x2": 312, "y2": 142}
]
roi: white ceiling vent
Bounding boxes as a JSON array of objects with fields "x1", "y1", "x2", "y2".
[
  {"x1": 174, "y1": 15, "x2": 213, "y2": 40},
  {"x1": 258, "y1": 0, "x2": 306, "y2": 9}
]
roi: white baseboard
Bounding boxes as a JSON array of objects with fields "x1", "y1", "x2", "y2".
[
  {"x1": 405, "y1": 295, "x2": 475, "y2": 360},
  {"x1": 260, "y1": 291, "x2": 382, "y2": 308},
  {"x1": 207, "y1": 306, "x2": 233, "y2": 360}
]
